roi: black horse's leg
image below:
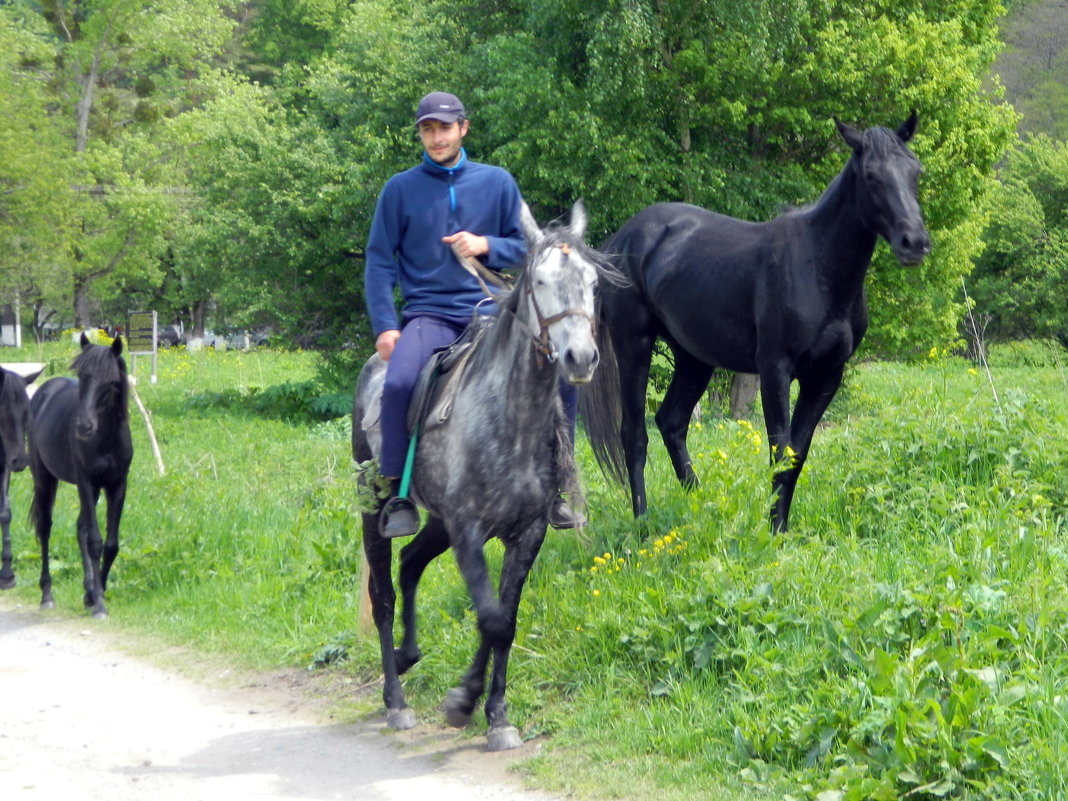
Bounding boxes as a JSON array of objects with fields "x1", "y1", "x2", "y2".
[
  {"x1": 76, "y1": 482, "x2": 107, "y2": 618},
  {"x1": 100, "y1": 479, "x2": 126, "y2": 591},
  {"x1": 362, "y1": 510, "x2": 416, "y2": 730},
  {"x1": 482, "y1": 523, "x2": 547, "y2": 751},
  {"x1": 31, "y1": 470, "x2": 58, "y2": 609},
  {"x1": 655, "y1": 348, "x2": 715, "y2": 490},
  {"x1": 396, "y1": 516, "x2": 449, "y2": 674},
  {"x1": 773, "y1": 368, "x2": 845, "y2": 532},
  {"x1": 0, "y1": 470, "x2": 15, "y2": 589},
  {"x1": 612, "y1": 324, "x2": 657, "y2": 518},
  {"x1": 758, "y1": 364, "x2": 794, "y2": 533}
]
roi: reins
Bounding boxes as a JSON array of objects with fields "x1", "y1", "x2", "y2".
[{"x1": 455, "y1": 240, "x2": 594, "y2": 363}]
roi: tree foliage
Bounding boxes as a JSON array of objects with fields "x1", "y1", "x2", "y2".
[
  {"x1": 0, "y1": 6, "x2": 75, "y2": 315},
  {"x1": 994, "y1": 0, "x2": 1068, "y2": 138},
  {"x1": 3, "y1": 0, "x2": 1021, "y2": 364},
  {"x1": 970, "y1": 134, "x2": 1068, "y2": 344}
]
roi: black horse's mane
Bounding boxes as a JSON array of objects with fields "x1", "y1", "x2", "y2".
[
  {"x1": 787, "y1": 124, "x2": 918, "y2": 220},
  {"x1": 71, "y1": 343, "x2": 129, "y2": 410},
  {"x1": 0, "y1": 369, "x2": 23, "y2": 407}
]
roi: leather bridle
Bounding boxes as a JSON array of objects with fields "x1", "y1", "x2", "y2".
[{"x1": 524, "y1": 243, "x2": 595, "y2": 363}]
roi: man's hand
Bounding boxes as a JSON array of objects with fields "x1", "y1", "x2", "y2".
[
  {"x1": 442, "y1": 231, "x2": 488, "y2": 259},
  {"x1": 376, "y1": 329, "x2": 401, "y2": 361}
]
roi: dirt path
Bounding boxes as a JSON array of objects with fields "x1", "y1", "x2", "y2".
[{"x1": 0, "y1": 600, "x2": 563, "y2": 801}]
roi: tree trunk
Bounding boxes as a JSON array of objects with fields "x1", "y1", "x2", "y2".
[
  {"x1": 729, "y1": 373, "x2": 759, "y2": 419},
  {"x1": 73, "y1": 276, "x2": 92, "y2": 328},
  {"x1": 191, "y1": 299, "x2": 207, "y2": 339}
]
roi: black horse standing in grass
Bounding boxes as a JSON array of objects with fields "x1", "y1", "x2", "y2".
[
  {"x1": 29, "y1": 335, "x2": 132, "y2": 618},
  {"x1": 352, "y1": 201, "x2": 618, "y2": 750},
  {"x1": 583, "y1": 113, "x2": 930, "y2": 532},
  {"x1": 0, "y1": 366, "x2": 43, "y2": 589}
]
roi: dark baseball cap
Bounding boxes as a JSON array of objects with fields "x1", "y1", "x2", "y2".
[{"x1": 415, "y1": 92, "x2": 465, "y2": 125}]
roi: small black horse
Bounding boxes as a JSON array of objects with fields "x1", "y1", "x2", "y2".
[
  {"x1": 29, "y1": 335, "x2": 133, "y2": 617},
  {"x1": 0, "y1": 366, "x2": 43, "y2": 589},
  {"x1": 352, "y1": 201, "x2": 618, "y2": 750},
  {"x1": 583, "y1": 113, "x2": 930, "y2": 531}
]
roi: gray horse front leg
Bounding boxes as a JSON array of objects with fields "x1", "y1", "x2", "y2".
[
  {"x1": 396, "y1": 517, "x2": 450, "y2": 673},
  {"x1": 362, "y1": 512, "x2": 416, "y2": 730},
  {"x1": 445, "y1": 522, "x2": 509, "y2": 733},
  {"x1": 481, "y1": 523, "x2": 546, "y2": 751}
]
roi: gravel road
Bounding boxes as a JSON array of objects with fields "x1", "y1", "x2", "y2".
[{"x1": 0, "y1": 600, "x2": 563, "y2": 801}]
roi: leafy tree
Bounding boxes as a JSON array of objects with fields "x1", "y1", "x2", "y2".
[
  {"x1": 0, "y1": 6, "x2": 75, "y2": 331},
  {"x1": 9, "y1": 0, "x2": 237, "y2": 327},
  {"x1": 970, "y1": 135, "x2": 1068, "y2": 344},
  {"x1": 993, "y1": 0, "x2": 1068, "y2": 138},
  {"x1": 459, "y1": 0, "x2": 1017, "y2": 353}
]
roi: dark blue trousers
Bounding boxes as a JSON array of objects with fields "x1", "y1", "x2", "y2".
[{"x1": 378, "y1": 314, "x2": 578, "y2": 478}]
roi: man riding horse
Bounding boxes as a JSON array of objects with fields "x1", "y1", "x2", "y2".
[{"x1": 363, "y1": 91, "x2": 583, "y2": 536}]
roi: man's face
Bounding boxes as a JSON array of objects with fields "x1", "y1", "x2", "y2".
[{"x1": 419, "y1": 118, "x2": 468, "y2": 167}]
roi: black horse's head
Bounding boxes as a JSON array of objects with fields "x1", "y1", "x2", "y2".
[
  {"x1": 71, "y1": 334, "x2": 128, "y2": 440},
  {"x1": 836, "y1": 111, "x2": 931, "y2": 266},
  {"x1": 0, "y1": 368, "x2": 41, "y2": 472}
]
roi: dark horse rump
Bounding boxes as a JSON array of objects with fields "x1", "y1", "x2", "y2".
[
  {"x1": 29, "y1": 335, "x2": 133, "y2": 618},
  {"x1": 582, "y1": 113, "x2": 930, "y2": 531}
]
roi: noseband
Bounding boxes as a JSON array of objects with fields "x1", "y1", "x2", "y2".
[{"x1": 525, "y1": 243, "x2": 595, "y2": 363}]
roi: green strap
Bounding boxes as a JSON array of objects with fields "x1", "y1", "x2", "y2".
[{"x1": 398, "y1": 425, "x2": 418, "y2": 499}]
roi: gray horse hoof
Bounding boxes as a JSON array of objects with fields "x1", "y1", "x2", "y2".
[
  {"x1": 444, "y1": 688, "x2": 473, "y2": 728},
  {"x1": 0, "y1": 576, "x2": 15, "y2": 591},
  {"x1": 386, "y1": 708, "x2": 417, "y2": 730},
  {"x1": 40, "y1": 599, "x2": 55, "y2": 610},
  {"x1": 487, "y1": 725, "x2": 522, "y2": 751},
  {"x1": 91, "y1": 609, "x2": 109, "y2": 620}
]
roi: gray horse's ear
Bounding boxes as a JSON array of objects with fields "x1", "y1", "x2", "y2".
[
  {"x1": 896, "y1": 110, "x2": 918, "y2": 143},
  {"x1": 519, "y1": 201, "x2": 544, "y2": 248},
  {"x1": 570, "y1": 199, "x2": 587, "y2": 239},
  {"x1": 834, "y1": 117, "x2": 864, "y2": 153},
  {"x1": 80, "y1": 332, "x2": 91, "y2": 349},
  {"x1": 111, "y1": 335, "x2": 124, "y2": 357},
  {"x1": 23, "y1": 369, "x2": 43, "y2": 386}
]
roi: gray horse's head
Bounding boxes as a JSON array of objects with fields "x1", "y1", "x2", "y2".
[{"x1": 518, "y1": 200, "x2": 604, "y2": 384}]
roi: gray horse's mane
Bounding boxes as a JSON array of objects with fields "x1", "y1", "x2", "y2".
[{"x1": 467, "y1": 219, "x2": 616, "y2": 513}]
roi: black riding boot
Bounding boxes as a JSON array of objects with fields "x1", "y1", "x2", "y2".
[
  {"x1": 380, "y1": 480, "x2": 419, "y2": 538},
  {"x1": 549, "y1": 493, "x2": 586, "y2": 530}
]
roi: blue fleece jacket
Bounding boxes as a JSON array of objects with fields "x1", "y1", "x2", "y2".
[{"x1": 364, "y1": 149, "x2": 527, "y2": 336}]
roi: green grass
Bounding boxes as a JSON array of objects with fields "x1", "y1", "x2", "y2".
[{"x1": 3, "y1": 340, "x2": 1068, "y2": 800}]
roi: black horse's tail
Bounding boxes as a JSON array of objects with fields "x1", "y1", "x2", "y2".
[{"x1": 580, "y1": 295, "x2": 628, "y2": 488}]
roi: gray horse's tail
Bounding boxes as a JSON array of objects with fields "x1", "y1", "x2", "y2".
[{"x1": 579, "y1": 300, "x2": 627, "y2": 486}]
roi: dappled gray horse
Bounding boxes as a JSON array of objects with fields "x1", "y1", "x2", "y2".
[
  {"x1": 0, "y1": 366, "x2": 43, "y2": 589},
  {"x1": 353, "y1": 200, "x2": 619, "y2": 750}
]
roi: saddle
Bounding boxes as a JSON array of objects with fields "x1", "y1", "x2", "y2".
[{"x1": 405, "y1": 313, "x2": 493, "y2": 436}]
